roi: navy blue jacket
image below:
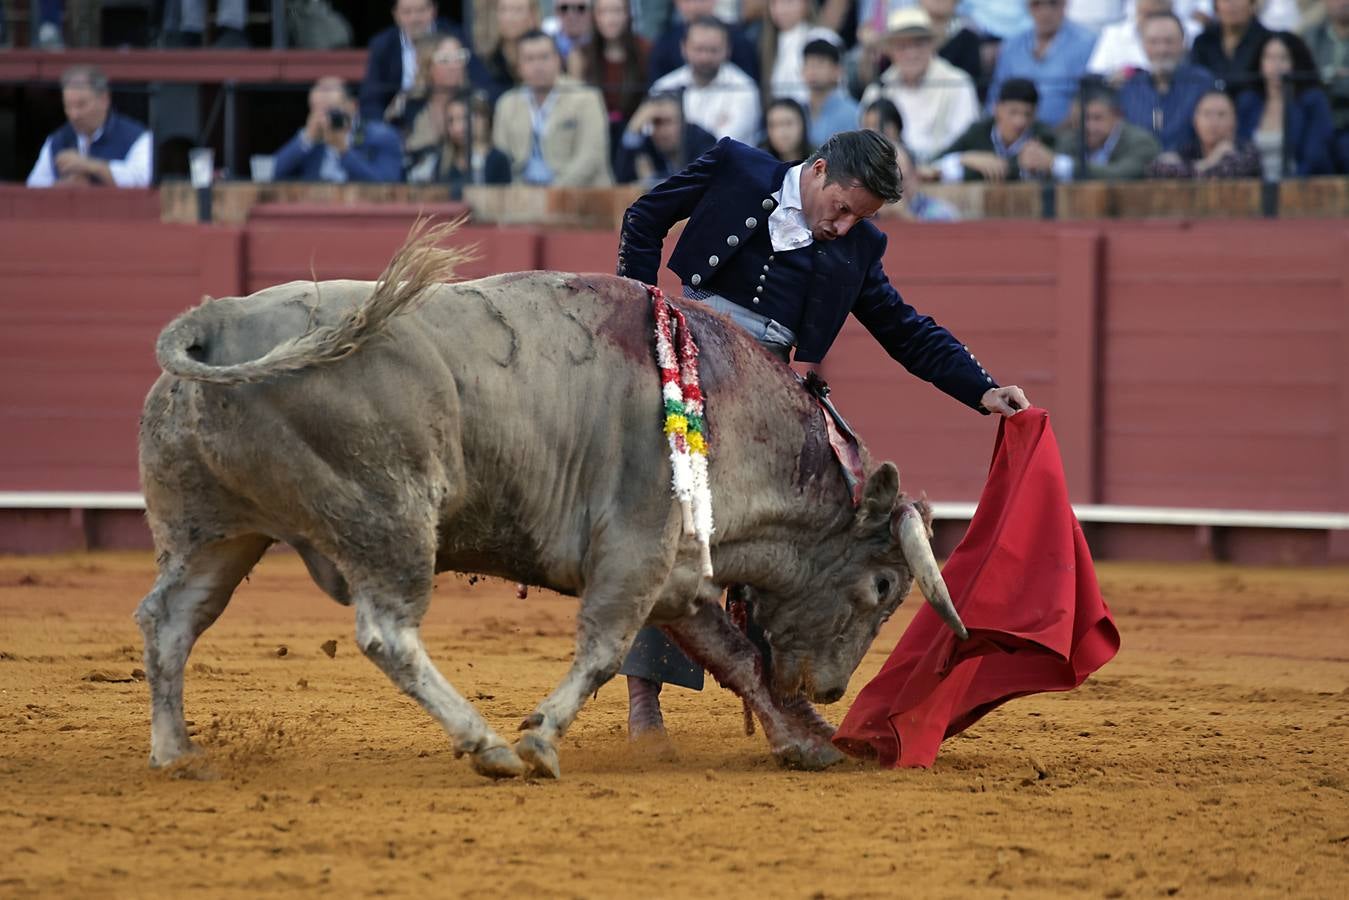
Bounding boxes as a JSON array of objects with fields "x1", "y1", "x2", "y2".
[
  {"x1": 359, "y1": 23, "x2": 492, "y2": 123},
  {"x1": 1236, "y1": 87, "x2": 1337, "y2": 176},
  {"x1": 272, "y1": 119, "x2": 404, "y2": 183},
  {"x1": 1119, "y1": 64, "x2": 1215, "y2": 153},
  {"x1": 40, "y1": 110, "x2": 148, "y2": 182},
  {"x1": 618, "y1": 138, "x2": 997, "y2": 411}
]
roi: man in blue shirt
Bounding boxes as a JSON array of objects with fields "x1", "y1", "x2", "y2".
[
  {"x1": 273, "y1": 77, "x2": 404, "y2": 183},
  {"x1": 987, "y1": 0, "x2": 1099, "y2": 126},
  {"x1": 802, "y1": 39, "x2": 861, "y2": 147},
  {"x1": 1119, "y1": 12, "x2": 1214, "y2": 151}
]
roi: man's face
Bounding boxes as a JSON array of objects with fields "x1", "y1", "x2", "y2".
[
  {"x1": 1214, "y1": 0, "x2": 1254, "y2": 30},
  {"x1": 519, "y1": 36, "x2": 561, "y2": 90},
  {"x1": 993, "y1": 99, "x2": 1036, "y2": 145},
  {"x1": 1028, "y1": 0, "x2": 1065, "y2": 36},
  {"x1": 649, "y1": 100, "x2": 683, "y2": 154},
  {"x1": 497, "y1": 0, "x2": 536, "y2": 39},
  {"x1": 1083, "y1": 100, "x2": 1118, "y2": 150},
  {"x1": 800, "y1": 160, "x2": 885, "y2": 242},
  {"x1": 62, "y1": 84, "x2": 110, "y2": 137},
  {"x1": 394, "y1": 0, "x2": 435, "y2": 39},
  {"x1": 1142, "y1": 17, "x2": 1185, "y2": 75},
  {"x1": 885, "y1": 33, "x2": 934, "y2": 83},
  {"x1": 802, "y1": 54, "x2": 840, "y2": 92},
  {"x1": 683, "y1": 24, "x2": 728, "y2": 83},
  {"x1": 309, "y1": 78, "x2": 350, "y2": 116},
  {"x1": 556, "y1": 0, "x2": 592, "y2": 40}
]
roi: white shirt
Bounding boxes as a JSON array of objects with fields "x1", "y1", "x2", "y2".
[
  {"x1": 1087, "y1": 15, "x2": 1201, "y2": 78},
  {"x1": 859, "y1": 56, "x2": 979, "y2": 164},
  {"x1": 399, "y1": 30, "x2": 416, "y2": 91},
  {"x1": 651, "y1": 62, "x2": 761, "y2": 146},
  {"x1": 769, "y1": 163, "x2": 813, "y2": 253},
  {"x1": 26, "y1": 126, "x2": 153, "y2": 188}
]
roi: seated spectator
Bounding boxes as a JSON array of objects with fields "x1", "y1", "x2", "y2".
[
  {"x1": 759, "y1": 0, "x2": 841, "y2": 105},
  {"x1": 388, "y1": 32, "x2": 466, "y2": 136},
  {"x1": 578, "y1": 0, "x2": 651, "y2": 150},
  {"x1": 895, "y1": 141, "x2": 961, "y2": 220},
  {"x1": 759, "y1": 97, "x2": 815, "y2": 160},
  {"x1": 1236, "y1": 31, "x2": 1336, "y2": 175},
  {"x1": 861, "y1": 97, "x2": 906, "y2": 146},
  {"x1": 649, "y1": 0, "x2": 761, "y2": 83},
  {"x1": 853, "y1": 0, "x2": 984, "y2": 94},
  {"x1": 929, "y1": 77, "x2": 1061, "y2": 180},
  {"x1": 859, "y1": 8, "x2": 980, "y2": 162},
  {"x1": 614, "y1": 92, "x2": 719, "y2": 183},
  {"x1": 407, "y1": 90, "x2": 513, "y2": 185},
  {"x1": 483, "y1": 0, "x2": 543, "y2": 98},
  {"x1": 988, "y1": 0, "x2": 1099, "y2": 126},
  {"x1": 547, "y1": 0, "x2": 594, "y2": 61},
  {"x1": 1304, "y1": 0, "x2": 1349, "y2": 170},
  {"x1": 27, "y1": 66, "x2": 151, "y2": 189},
  {"x1": 1146, "y1": 88, "x2": 1263, "y2": 173},
  {"x1": 923, "y1": 0, "x2": 985, "y2": 86},
  {"x1": 1054, "y1": 84, "x2": 1162, "y2": 176},
  {"x1": 650, "y1": 16, "x2": 762, "y2": 144},
  {"x1": 1120, "y1": 11, "x2": 1215, "y2": 150},
  {"x1": 1088, "y1": 0, "x2": 1202, "y2": 83},
  {"x1": 161, "y1": 0, "x2": 248, "y2": 47},
  {"x1": 493, "y1": 30, "x2": 613, "y2": 185},
  {"x1": 802, "y1": 38, "x2": 862, "y2": 146},
  {"x1": 360, "y1": 1, "x2": 483, "y2": 123},
  {"x1": 273, "y1": 77, "x2": 404, "y2": 183},
  {"x1": 1190, "y1": 0, "x2": 1271, "y2": 90}
]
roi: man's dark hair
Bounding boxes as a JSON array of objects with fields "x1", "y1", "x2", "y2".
[
  {"x1": 997, "y1": 77, "x2": 1039, "y2": 106},
  {"x1": 517, "y1": 28, "x2": 559, "y2": 54},
  {"x1": 863, "y1": 98, "x2": 903, "y2": 139},
  {"x1": 684, "y1": 14, "x2": 730, "y2": 42},
  {"x1": 806, "y1": 129, "x2": 902, "y2": 204},
  {"x1": 802, "y1": 38, "x2": 841, "y2": 64},
  {"x1": 1141, "y1": 11, "x2": 1185, "y2": 38},
  {"x1": 1082, "y1": 82, "x2": 1121, "y2": 113}
]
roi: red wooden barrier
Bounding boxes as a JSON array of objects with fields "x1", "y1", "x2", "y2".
[{"x1": 0, "y1": 184, "x2": 160, "y2": 220}]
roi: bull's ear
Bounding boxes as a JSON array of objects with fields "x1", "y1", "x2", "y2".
[{"x1": 855, "y1": 463, "x2": 899, "y2": 532}]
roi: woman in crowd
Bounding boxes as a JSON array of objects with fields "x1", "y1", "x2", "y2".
[
  {"x1": 576, "y1": 0, "x2": 651, "y2": 155},
  {"x1": 482, "y1": 0, "x2": 540, "y2": 98},
  {"x1": 396, "y1": 32, "x2": 471, "y2": 140},
  {"x1": 406, "y1": 90, "x2": 512, "y2": 186},
  {"x1": 759, "y1": 97, "x2": 814, "y2": 160},
  {"x1": 1147, "y1": 89, "x2": 1263, "y2": 176},
  {"x1": 861, "y1": 97, "x2": 905, "y2": 148},
  {"x1": 758, "y1": 0, "x2": 840, "y2": 104},
  {"x1": 1235, "y1": 31, "x2": 1336, "y2": 177}
]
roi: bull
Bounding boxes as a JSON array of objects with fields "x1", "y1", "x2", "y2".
[{"x1": 135, "y1": 224, "x2": 967, "y2": 780}]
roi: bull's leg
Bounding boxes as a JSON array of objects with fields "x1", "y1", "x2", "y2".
[
  {"x1": 350, "y1": 569, "x2": 526, "y2": 779},
  {"x1": 663, "y1": 602, "x2": 846, "y2": 770},
  {"x1": 134, "y1": 533, "x2": 271, "y2": 768}
]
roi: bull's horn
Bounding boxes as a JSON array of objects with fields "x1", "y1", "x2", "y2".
[{"x1": 897, "y1": 507, "x2": 969, "y2": 641}]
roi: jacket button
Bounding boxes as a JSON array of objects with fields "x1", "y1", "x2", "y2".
[
  {"x1": 745, "y1": 217, "x2": 757, "y2": 228},
  {"x1": 758, "y1": 274, "x2": 766, "y2": 282},
  {"x1": 762, "y1": 198, "x2": 775, "y2": 210},
  {"x1": 691, "y1": 274, "x2": 702, "y2": 286},
  {"x1": 762, "y1": 264, "x2": 769, "y2": 271},
  {"x1": 768, "y1": 254, "x2": 775, "y2": 261},
  {"x1": 755, "y1": 286, "x2": 763, "y2": 294},
  {"x1": 752, "y1": 297, "x2": 761, "y2": 304},
  {"x1": 727, "y1": 235, "x2": 739, "y2": 247},
  {"x1": 708, "y1": 255, "x2": 719, "y2": 266}
]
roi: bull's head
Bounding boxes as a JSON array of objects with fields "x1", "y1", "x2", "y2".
[{"x1": 750, "y1": 463, "x2": 967, "y2": 704}]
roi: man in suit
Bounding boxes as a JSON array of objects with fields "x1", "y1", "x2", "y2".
[
  {"x1": 273, "y1": 77, "x2": 404, "y2": 183},
  {"x1": 492, "y1": 30, "x2": 613, "y2": 186},
  {"x1": 359, "y1": 0, "x2": 490, "y2": 124},
  {"x1": 1055, "y1": 84, "x2": 1162, "y2": 178},
  {"x1": 1119, "y1": 12, "x2": 1215, "y2": 152},
  {"x1": 615, "y1": 130, "x2": 1030, "y2": 740}
]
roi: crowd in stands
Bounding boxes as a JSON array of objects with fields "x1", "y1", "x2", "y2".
[{"x1": 21, "y1": 0, "x2": 1349, "y2": 210}]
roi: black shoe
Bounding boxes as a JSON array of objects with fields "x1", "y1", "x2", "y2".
[{"x1": 212, "y1": 27, "x2": 250, "y2": 48}]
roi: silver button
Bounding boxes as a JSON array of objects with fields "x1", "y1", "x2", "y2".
[
  {"x1": 762, "y1": 198, "x2": 774, "y2": 210},
  {"x1": 758, "y1": 274, "x2": 766, "y2": 282},
  {"x1": 762, "y1": 264, "x2": 770, "y2": 271},
  {"x1": 727, "y1": 235, "x2": 739, "y2": 247},
  {"x1": 755, "y1": 286, "x2": 763, "y2": 294},
  {"x1": 985, "y1": 376, "x2": 994, "y2": 383},
  {"x1": 691, "y1": 274, "x2": 702, "y2": 286},
  {"x1": 752, "y1": 297, "x2": 761, "y2": 304},
  {"x1": 709, "y1": 255, "x2": 719, "y2": 266},
  {"x1": 745, "y1": 217, "x2": 757, "y2": 228},
  {"x1": 768, "y1": 255, "x2": 775, "y2": 261}
]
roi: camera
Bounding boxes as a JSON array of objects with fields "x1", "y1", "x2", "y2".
[{"x1": 327, "y1": 108, "x2": 349, "y2": 131}]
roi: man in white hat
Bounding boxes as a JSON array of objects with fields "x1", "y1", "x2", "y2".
[{"x1": 858, "y1": 8, "x2": 981, "y2": 163}]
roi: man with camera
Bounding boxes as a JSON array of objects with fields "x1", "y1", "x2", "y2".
[{"x1": 273, "y1": 76, "x2": 404, "y2": 183}]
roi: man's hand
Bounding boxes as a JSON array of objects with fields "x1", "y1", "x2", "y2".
[
  {"x1": 54, "y1": 149, "x2": 86, "y2": 176},
  {"x1": 303, "y1": 107, "x2": 327, "y2": 144},
  {"x1": 981, "y1": 385, "x2": 1030, "y2": 417},
  {"x1": 960, "y1": 151, "x2": 1008, "y2": 182},
  {"x1": 1017, "y1": 140, "x2": 1056, "y2": 175}
]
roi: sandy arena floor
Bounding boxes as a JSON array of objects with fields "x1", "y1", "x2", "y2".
[{"x1": 1, "y1": 552, "x2": 1346, "y2": 899}]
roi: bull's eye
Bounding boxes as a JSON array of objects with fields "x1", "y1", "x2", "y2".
[{"x1": 875, "y1": 576, "x2": 892, "y2": 599}]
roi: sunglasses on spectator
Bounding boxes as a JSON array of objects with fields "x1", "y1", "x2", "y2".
[
  {"x1": 434, "y1": 48, "x2": 471, "y2": 64},
  {"x1": 557, "y1": 3, "x2": 590, "y2": 13}
]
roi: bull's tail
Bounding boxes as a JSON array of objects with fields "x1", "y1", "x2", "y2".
[{"x1": 155, "y1": 218, "x2": 476, "y2": 386}]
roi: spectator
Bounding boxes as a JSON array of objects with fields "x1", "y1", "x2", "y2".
[
  {"x1": 988, "y1": 0, "x2": 1099, "y2": 126},
  {"x1": 759, "y1": 0, "x2": 842, "y2": 105},
  {"x1": 892, "y1": 141, "x2": 962, "y2": 219},
  {"x1": 1236, "y1": 31, "x2": 1336, "y2": 175},
  {"x1": 928, "y1": 77, "x2": 1061, "y2": 179},
  {"x1": 493, "y1": 30, "x2": 613, "y2": 185},
  {"x1": 401, "y1": 34, "x2": 473, "y2": 145},
  {"x1": 924, "y1": 0, "x2": 986, "y2": 86},
  {"x1": 802, "y1": 39, "x2": 862, "y2": 145},
  {"x1": 650, "y1": 16, "x2": 762, "y2": 143},
  {"x1": 1054, "y1": 83, "x2": 1162, "y2": 175},
  {"x1": 547, "y1": 0, "x2": 594, "y2": 60},
  {"x1": 578, "y1": 0, "x2": 652, "y2": 142},
  {"x1": 161, "y1": 0, "x2": 248, "y2": 47},
  {"x1": 27, "y1": 66, "x2": 152, "y2": 189},
  {"x1": 861, "y1": 97, "x2": 906, "y2": 145},
  {"x1": 273, "y1": 77, "x2": 404, "y2": 183},
  {"x1": 483, "y1": 0, "x2": 543, "y2": 97},
  {"x1": 649, "y1": 0, "x2": 762, "y2": 83},
  {"x1": 1088, "y1": 0, "x2": 1202, "y2": 82},
  {"x1": 1146, "y1": 88, "x2": 1263, "y2": 173},
  {"x1": 1304, "y1": 0, "x2": 1349, "y2": 170},
  {"x1": 759, "y1": 97, "x2": 815, "y2": 159},
  {"x1": 615, "y1": 92, "x2": 719, "y2": 183},
  {"x1": 360, "y1": 1, "x2": 486, "y2": 123},
  {"x1": 1190, "y1": 0, "x2": 1271, "y2": 89},
  {"x1": 859, "y1": 8, "x2": 980, "y2": 162},
  {"x1": 1120, "y1": 12, "x2": 1216, "y2": 149},
  {"x1": 407, "y1": 90, "x2": 513, "y2": 185}
]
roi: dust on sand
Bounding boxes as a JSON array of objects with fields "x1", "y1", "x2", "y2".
[{"x1": 1, "y1": 553, "x2": 1346, "y2": 898}]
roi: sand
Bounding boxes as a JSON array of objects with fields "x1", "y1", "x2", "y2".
[{"x1": 1, "y1": 552, "x2": 1346, "y2": 899}]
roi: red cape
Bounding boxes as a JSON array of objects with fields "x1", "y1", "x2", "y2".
[{"x1": 833, "y1": 408, "x2": 1120, "y2": 768}]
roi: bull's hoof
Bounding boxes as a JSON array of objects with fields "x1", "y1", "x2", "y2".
[
  {"x1": 471, "y1": 744, "x2": 528, "y2": 779},
  {"x1": 148, "y1": 739, "x2": 199, "y2": 769},
  {"x1": 773, "y1": 741, "x2": 846, "y2": 771},
  {"x1": 515, "y1": 732, "x2": 561, "y2": 780}
]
